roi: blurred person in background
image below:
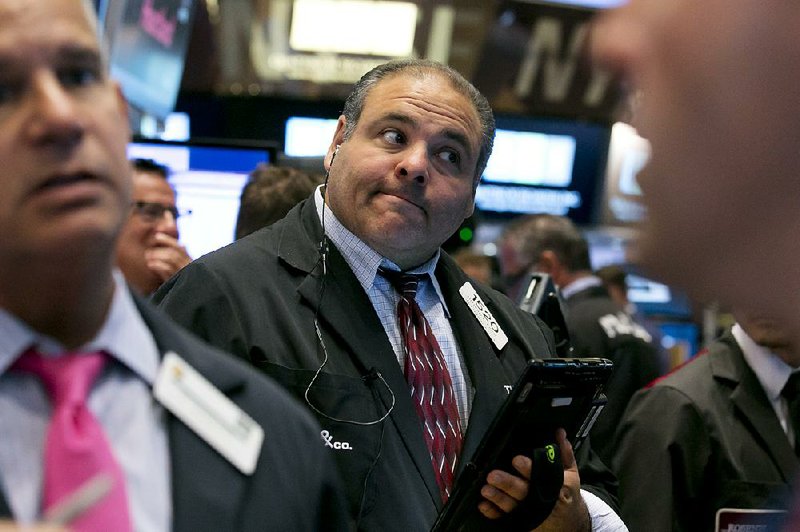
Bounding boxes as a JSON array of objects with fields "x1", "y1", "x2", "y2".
[
  {"x1": 594, "y1": 265, "x2": 633, "y2": 316},
  {"x1": 451, "y1": 248, "x2": 494, "y2": 286},
  {"x1": 498, "y1": 214, "x2": 662, "y2": 463},
  {"x1": 115, "y1": 159, "x2": 192, "y2": 295},
  {"x1": 596, "y1": 264, "x2": 667, "y2": 373},
  {"x1": 234, "y1": 163, "x2": 323, "y2": 240}
]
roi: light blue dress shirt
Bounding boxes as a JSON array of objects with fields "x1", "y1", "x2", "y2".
[
  {"x1": 0, "y1": 271, "x2": 171, "y2": 531},
  {"x1": 314, "y1": 188, "x2": 474, "y2": 428}
]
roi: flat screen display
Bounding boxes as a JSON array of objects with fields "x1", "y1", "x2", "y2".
[
  {"x1": 284, "y1": 116, "x2": 339, "y2": 157},
  {"x1": 109, "y1": 0, "x2": 196, "y2": 119},
  {"x1": 474, "y1": 116, "x2": 610, "y2": 224},
  {"x1": 127, "y1": 139, "x2": 275, "y2": 259},
  {"x1": 626, "y1": 273, "x2": 693, "y2": 319}
]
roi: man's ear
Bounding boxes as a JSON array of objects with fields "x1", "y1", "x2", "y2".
[
  {"x1": 463, "y1": 199, "x2": 475, "y2": 220},
  {"x1": 324, "y1": 116, "x2": 348, "y2": 172},
  {"x1": 537, "y1": 250, "x2": 560, "y2": 275}
]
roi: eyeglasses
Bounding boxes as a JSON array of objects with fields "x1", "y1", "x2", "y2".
[{"x1": 131, "y1": 201, "x2": 191, "y2": 222}]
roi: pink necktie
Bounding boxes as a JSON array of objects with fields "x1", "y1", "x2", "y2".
[
  {"x1": 13, "y1": 349, "x2": 133, "y2": 532},
  {"x1": 381, "y1": 269, "x2": 464, "y2": 502}
]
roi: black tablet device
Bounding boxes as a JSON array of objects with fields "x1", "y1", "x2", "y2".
[{"x1": 431, "y1": 357, "x2": 613, "y2": 532}]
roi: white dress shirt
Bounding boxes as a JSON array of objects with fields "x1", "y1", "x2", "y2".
[
  {"x1": 0, "y1": 271, "x2": 171, "y2": 531},
  {"x1": 733, "y1": 323, "x2": 798, "y2": 445}
]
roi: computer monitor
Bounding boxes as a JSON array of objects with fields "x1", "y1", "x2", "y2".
[
  {"x1": 284, "y1": 116, "x2": 339, "y2": 157},
  {"x1": 474, "y1": 115, "x2": 611, "y2": 224},
  {"x1": 108, "y1": 0, "x2": 196, "y2": 119},
  {"x1": 127, "y1": 139, "x2": 277, "y2": 259},
  {"x1": 626, "y1": 273, "x2": 693, "y2": 319}
]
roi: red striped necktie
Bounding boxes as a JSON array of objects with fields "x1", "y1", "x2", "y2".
[{"x1": 380, "y1": 268, "x2": 463, "y2": 502}]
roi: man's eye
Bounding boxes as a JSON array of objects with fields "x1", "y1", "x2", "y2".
[
  {"x1": 0, "y1": 81, "x2": 20, "y2": 105},
  {"x1": 59, "y1": 67, "x2": 100, "y2": 88},
  {"x1": 0, "y1": 85, "x2": 12, "y2": 105},
  {"x1": 382, "y1": 130, "x2": 404, "y2": 144},
  {"x1": 437, "y1": 149, "x2": 461, "y2": 166}
]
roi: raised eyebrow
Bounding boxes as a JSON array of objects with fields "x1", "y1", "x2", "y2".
[
  {"x1": 55, "y1": 45, "x2": 104, "y2": 67},
  {"x1": 0, "y1": 46, "x2": 103, "y2": 84},
  {"x1": 377, "y1": 112, "x2": 416, "y2": 130}
]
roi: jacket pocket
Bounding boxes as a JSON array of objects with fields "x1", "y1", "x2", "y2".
[{"x1": 257, "y1": 361, "x2": 389, "y2": 519}]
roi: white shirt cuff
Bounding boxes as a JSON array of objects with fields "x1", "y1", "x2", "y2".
[{"x1": 581, "y1": 489, "x2": 628, "y2": 531}]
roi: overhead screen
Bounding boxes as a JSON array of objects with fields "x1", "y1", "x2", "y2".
[
  {"x1": 108, "y1": 0, "x2": 196, "y2": 119},
  {"x1": 127, "y1": 139, "x2": 276, "y2": 259},
  {"x1": 284, "y1": 117, "x2": 338, "y2": 157},
  {"x1": 475, "y1": 116, "x2": 610, "y2": 224}
]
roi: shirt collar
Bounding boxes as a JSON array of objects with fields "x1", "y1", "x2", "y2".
[
  {"x1": 314, "y1": 187, "x2": 451, "y2": 316},
  {"x1": 0, "y1": 270, "x2": 160, "y2": 385},
  {"x1": 561, "y1": 275, "x2": 603, "y2": 300},
  {"x1": 732, "y1": 322, "x2": 795, "y2": 401}
]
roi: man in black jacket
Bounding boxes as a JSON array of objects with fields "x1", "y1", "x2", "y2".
[
  {"x1": 155, "y1": 59, "x2": 623, "y2": 530},
  {"x1": 498, "y1": 214, "x2": 662, "y2": 463}
]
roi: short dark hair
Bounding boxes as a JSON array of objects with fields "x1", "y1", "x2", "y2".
[
  {"x1": 501, "y1": 214, "x2": 592, "y2": 272},
  {"x1": 131, "y1": 158, "x2": 170, "y2": 180},
  {"x1": 235, "y1": 164, "x2": 323, "y2": 240},
  {"x1": 595, "y1": 264, "x2": 629, "y2": 292},
  {"x1": 341, "y1": 59, "x2": 495, "y2": 184}
]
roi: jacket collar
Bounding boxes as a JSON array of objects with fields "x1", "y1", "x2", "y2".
[{"x1": 711, "y1": 329, "x2": 798, "y2": 481}]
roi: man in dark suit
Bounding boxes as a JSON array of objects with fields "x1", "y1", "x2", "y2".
[
  {"x1": 612, "y1": 317, "x2": 798, "y2": 531},
  {"x1": 155, "y1": 59, "x2": 624, "y2": 530},
  {"x1": 497, "y1": 214, "x2": 662, "y2": 464},
  {"x1": 0, "y1": 1, "x2": 348, "y2": 530}
]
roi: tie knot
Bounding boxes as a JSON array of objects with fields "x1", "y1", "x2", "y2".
[
  {"x1": 783, "y1": 372, "x2": 800, "y2": 401},
  {"x1": 379, "y1": 268, "x2": 425, "y2": 299},
  {"x1": 12, "y1": 349, "x2": 107, "y2": 406}
]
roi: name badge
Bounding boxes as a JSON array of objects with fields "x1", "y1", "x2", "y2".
[
  {"x1": 154, "y1": 352, "x2": 264, "y2": 475},
  {"x1": 459, "y1": 282, "x2": 508, "y2": 350},
  {"x1": 716, "y1": 508, "x2": 787, "y2": 532}
]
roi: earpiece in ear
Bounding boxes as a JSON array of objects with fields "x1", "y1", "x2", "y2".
[{"x1": 331, "y1": 144, "x2": 341, "y2": 166}]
